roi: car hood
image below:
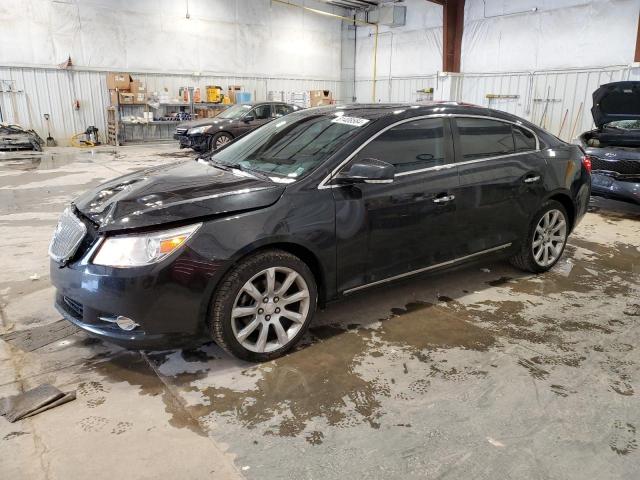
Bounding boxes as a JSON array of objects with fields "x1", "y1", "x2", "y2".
[
  {"x1": 73, "y1": 160, "x2": 285, "y2": 232},
  {"x1": 177, "y1": 117, "x2": 237, "y2": 131},
  {"x1": 591, "y1": 81, "x2": 640, "y2": 128}
]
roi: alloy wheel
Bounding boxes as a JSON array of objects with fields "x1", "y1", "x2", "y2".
[
  {"x1": 231, "y1": 267, "x2": 310, "y2": 353},
  {"x1": 532, "y1": 209, "x2": 567, "y2": 267},
  {"x1": 215, "y1": 135, "x2": 231, "y2": 148}
]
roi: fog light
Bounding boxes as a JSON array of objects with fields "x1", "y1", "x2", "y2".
[{"x1": 115, "y1": 316, "x2": 139, "y2": 331}]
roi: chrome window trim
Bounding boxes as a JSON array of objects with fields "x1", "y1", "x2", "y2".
[
  {"x1": 343, "y1": 243, "x2": 512, "y2": 295},
  {"x1": 317, "y1": 113, "x2": 541, "y2": 189}
]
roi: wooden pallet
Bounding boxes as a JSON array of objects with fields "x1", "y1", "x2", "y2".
[{"x1": 106, "y1": 107, "x2": 118, "y2": 146}]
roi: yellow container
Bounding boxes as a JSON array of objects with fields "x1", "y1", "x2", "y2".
[{"x1": 206, "y1": 85, "x2": 223, "y2": 103}]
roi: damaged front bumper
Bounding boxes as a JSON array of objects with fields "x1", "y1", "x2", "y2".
[
  {"x1": 50, "y1": 253, "x2": 210, "y2": 349},
  {"x1": 591, "y1": 172, "x2": 640, "y2": 204},
  {"x1": 176, "y1": 133, "x2": 208, "y2": 151}
]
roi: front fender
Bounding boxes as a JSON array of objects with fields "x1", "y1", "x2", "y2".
[{"x1": 189, "y1": 189, "x2": 337, "y2": 322}]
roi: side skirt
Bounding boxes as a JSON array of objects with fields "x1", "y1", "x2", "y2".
[{"x1": 342, "y1": 243, "x2": 513, "y2": 295}]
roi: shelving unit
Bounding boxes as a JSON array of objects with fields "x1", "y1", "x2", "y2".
[{"x1": 106, "y1": 99, "x2": 228, "y2": 145}]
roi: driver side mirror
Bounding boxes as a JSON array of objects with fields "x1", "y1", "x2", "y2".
[
  {"x1": 335, "y1": 158, "x2": 395, "y2": 185},
  {"x1": 243, "y1": 115, "x2": 255, "y2": 123}
]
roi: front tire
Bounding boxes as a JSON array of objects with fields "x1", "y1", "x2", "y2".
[
  {"x1": 509, "y1": 200, "x2": 569, "y2": 273},
  {"x1": 210, "y1": 250, "x2": 317, "y2": 362},
  {"x1": 209, "y1": 132, "x2": 233, "y2": 151}
]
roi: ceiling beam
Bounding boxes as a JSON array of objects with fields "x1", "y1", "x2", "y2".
[
  {"x1": 442, "y1": 0, "x2": 465, "y2": 72},
  {"x1": 635, "y1": 11, "x2": 640, "y2": 62}
]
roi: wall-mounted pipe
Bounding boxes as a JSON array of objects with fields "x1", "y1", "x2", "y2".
[
  {"x1": 271, "y1": 0, "x2": 379, "y2": 102},
  {"x1": 370, "y1": 30, "x2": 394, "y2": 102}
]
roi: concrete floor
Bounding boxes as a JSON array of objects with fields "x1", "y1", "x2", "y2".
[{"x1": 1, "y1": 145, "x2": 639, "y2": 479}]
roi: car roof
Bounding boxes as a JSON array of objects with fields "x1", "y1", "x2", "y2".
[
  {"x1": 307, "y1": 102, "x2": 515, "y2": 120},
  {"x1": 245, "y1": 101, "x2": 289, "y2": 106},
  {"x1": 307, "y1": 102, "x2": 551, "y2": 134}
]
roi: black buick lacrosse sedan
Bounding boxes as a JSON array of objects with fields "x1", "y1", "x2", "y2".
[{"x1": 50, "y1": 103, "x2": 591, "y2": 361}]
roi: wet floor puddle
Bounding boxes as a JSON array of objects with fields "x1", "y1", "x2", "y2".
[
  {"x1": 82, "y1": 233, "x2": 639, "y2": 443},
  {"x1": 86, "y1": 351, "x2": 205, "y2": 434}
]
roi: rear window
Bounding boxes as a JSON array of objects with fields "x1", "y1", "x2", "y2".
[
  {"x1": 456, "y1": 118, "x2": 536, "y2": 160},
  {"x1": 274, "y1": 104, "x2": 294, "y2": 117},
  {"x1": 513, "y1": 125, "x2": 537, "y2": 151}
]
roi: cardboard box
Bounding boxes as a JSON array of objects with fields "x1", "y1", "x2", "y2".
[
  {"x1": 107, "y1": 72, "x2": 132, "y2": 90},
  {"x1": 110, "y1": 90, "x2": 118, "y2": 105},
  {"x1": 118, "y1": 92, "x2": 135, "y2": 104},
  {"x1": 129, "y1": 80, "x2": 146, "y2": 93},
  {"x1": 133, "y1": 92, "x2": 147, "y2": 104},
  {"x1": 309, "y1": 89, "x2": 332, "y2": 107},
  {"x1": 227, "y1": 85, "x2": 242, "y2": 103}
]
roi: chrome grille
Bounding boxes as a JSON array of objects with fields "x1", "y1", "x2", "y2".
[
  {"x1": 48, "y1": 208, "x2": 87, "y2": 263},
  {"x1": 591, "y1": 157, "x2": 640, "y2": 176},
  {"x1": 176, "y1": 127, "x2": 188, "y2": 135}
]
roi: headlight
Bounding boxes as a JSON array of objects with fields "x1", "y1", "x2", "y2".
[
  {"x1": 93, "y1": 223, "x2": 202, "y2": 267},
  {"x1": 188, "y1": 126, "x2": 207, "y2": 135}
]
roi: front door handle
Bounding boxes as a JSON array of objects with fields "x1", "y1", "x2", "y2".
[
  {"x1": 433, "y1": 194, "x2": 455, "y2": 204},
  {"x1": 523, "y1": 175, "x2": 541, "y2": 183}
]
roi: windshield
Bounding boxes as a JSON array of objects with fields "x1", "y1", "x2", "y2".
[
  {"x1": 606, "y1": 120, "x2": 640, "y2": 129},
  {"x1": 217, "y1": 104, "x2": 252, "y2": 120},
  {"x1": 209, "y1": 110, "x2": 370, "y2": 179}
]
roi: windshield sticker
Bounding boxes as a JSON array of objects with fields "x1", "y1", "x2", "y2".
[{"x1": 331, "y1": 116, "x2": 370, "y2": 127}]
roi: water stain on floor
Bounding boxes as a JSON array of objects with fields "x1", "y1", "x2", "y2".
[
  {"x1": 131, "y1": 304, "x2": 495, "y2": 439},
  {"x1": 87, "y1": 352, "x2": 206, "y2": 435},
  {"x1": 188, "y1": 330, "x2": 388, "y2": 434},
  {"x1": 376, "y1": 301, "x2": 496, "y2": 353},
  {"x1": 82, "y1": 231, "x2": 639, "y2": 444}
]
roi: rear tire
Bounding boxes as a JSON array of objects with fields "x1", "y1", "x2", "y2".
[
  {"x1": 509, "y1": 200, "x2": 569, "y2": 273},
  {"x1": 210, "y1": 249, "x2": 317, "y2": 362}
]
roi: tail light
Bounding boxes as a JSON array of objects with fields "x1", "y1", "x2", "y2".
[{"x1": 581, "y1": 155, "x2": 592, "y2": 175}]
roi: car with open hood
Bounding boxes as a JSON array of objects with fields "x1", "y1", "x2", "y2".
[
  {"x1": 49, "y1": 103, "x2": 591, "y2": 361},
  {"x1": 0, "y1": 123, "x2": 43, "y2": 151},
  {"x1": 578, "y1": 81, "x2": 640, "y2": 204},
  {"x1": 174, "y1": 102, "x2": 301, "y2": 152}
]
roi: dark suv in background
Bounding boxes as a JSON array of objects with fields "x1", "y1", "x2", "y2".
[
  {"x1": 579, "y1": 81, "x2": 640, "y2": 204},
  {"x1": 174, "y1": 102, "x2": 301, "y2": 152}
]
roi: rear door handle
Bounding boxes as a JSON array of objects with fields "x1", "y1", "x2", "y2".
[
  {"x1": 523, "y1": 175, "x2": 541, "y2": 183},
  {"x1": 433, "y1": 194, "x2": 455, "y2": 204}
]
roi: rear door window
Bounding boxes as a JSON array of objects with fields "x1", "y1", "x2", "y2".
[
  {"x1": 512, "y1": 125, "x2": 537, "y2": 152},
  {"x1": 274, "y1": 104, "x2": 294, "y2": 117},
  {"x1": 455, "y1": 118, "x2": 515, "y2": 160},
  {"x1": 355, "y1": 118, "x2": 448, "y2": 174}
]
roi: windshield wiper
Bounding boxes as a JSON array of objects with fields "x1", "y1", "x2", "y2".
[
  {"x1": 206, "y1": 158, "x2": 271, "y2": 180},
  {"x1": 204, "y1": 157, "x2": 232, "y2": 170}
]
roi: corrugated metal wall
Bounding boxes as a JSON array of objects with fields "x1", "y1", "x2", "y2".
[
  {"x1": 351, "y1": 75, "x2": 438, "y2": 104},
  {"x1": 356, "y1": 65, "x2": 638, "y2": 141},
  {"x1": 1, "y1": 64, "x2": 637, "y2": 145},
  {"x1": 454, "y1": 66, "x2": 638, "y2": 141},
  {"x1": 0, "y1": 66, "x2": 343, "y2": 145}
]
